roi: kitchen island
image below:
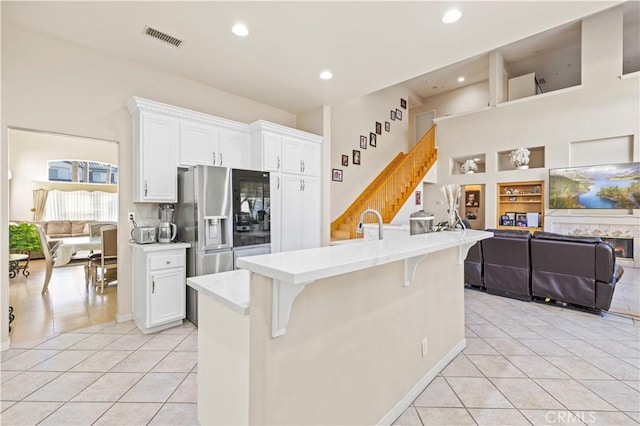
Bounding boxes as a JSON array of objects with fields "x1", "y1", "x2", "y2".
[{"x1": 188, "y1": 229, "x2": 491, "y2": 425}]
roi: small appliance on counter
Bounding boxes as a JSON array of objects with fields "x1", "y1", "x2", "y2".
[
  {"x1": 158, "y1": 203, "x2": 177, "y2": 243},
  {"x1": 132, "y1": 226, "x2": 157, "y2": 244}
]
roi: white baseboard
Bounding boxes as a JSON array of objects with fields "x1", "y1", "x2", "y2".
[
  {"x1": 116, "y1": 312, "x2": 133, "y2": 323},
  {"x1": 1, "y1": 337, "x2": 10, "y2": 351},
  {"x1": 378, "y1": 339, "x2": 467, "y2": 425}
]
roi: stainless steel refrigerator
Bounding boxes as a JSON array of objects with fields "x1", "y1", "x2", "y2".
[{"x1": 176, "y1": 166, "x2": 234, "y2": 325}]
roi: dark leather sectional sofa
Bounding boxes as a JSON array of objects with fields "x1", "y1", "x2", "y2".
[{"x1": 465, "y1": 229, "x2": 624, "y2": 312}]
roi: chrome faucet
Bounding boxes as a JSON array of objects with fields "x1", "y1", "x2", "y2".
[{"x1": 356, "y1": 208, "x2": 384, "y2": 240}]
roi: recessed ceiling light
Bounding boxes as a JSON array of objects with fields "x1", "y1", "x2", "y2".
[
  {"x1": 442, "y1": 9, "x2": 462, "y2": 24},
  {"x1": 319, "y1": 70, "x2": 333, "y2": 80},
  {"x1": 457, "y1": 76, "x2": 465, "y2": 83},
  {"x1": 231, "y1": 23, "x2": 249, "y2": 37}
]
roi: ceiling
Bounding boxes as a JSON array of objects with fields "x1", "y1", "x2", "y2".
[{"x1": 2, "y1": 1, "x2": 624, "y2": 114}]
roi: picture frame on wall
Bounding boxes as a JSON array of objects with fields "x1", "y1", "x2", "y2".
[
  {"x1": 390, "y1": 110, "x2": 396, "y2": 121},
  {"x1": 332, "y1": 169, "x2": 343, "y2": 182},
  {"x1": 353, "y1": 150, "x2": 361, "y2": 165},
  {"x1": 400, "y1": 98, "x2": 407, "y2": 109},
  {"x1": 465, "y1": 190, "x2": 480, "y2": 208},
  {"x1": 341, "y1": 155, "x2": 349, "y2": 167},
  {"x1": 370, "y1": 132, "x2": 377, "y2": 147},
  {"x1": 360, "y1": 135, "x2": 368, "y2": 149},
  {"x1": 385, "y1": 121, "x2": 390, "y2": 132},
  {"x1": 395, "y1": 109, "x2": 403, "y2": 120},
  {"x1": 375, "y1": 122, "x2": 382, "y2": 135}
]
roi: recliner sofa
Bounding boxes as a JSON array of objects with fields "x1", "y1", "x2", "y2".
[
  {"x1": 464, "y1": 230, "x2": 624, "y2": 312},
  {"x1": 530, "y1": 232, "x2": 623, "y2": 311},
  {"x1": 481, "y1": 229, "x2": 532, "y2": 301}
]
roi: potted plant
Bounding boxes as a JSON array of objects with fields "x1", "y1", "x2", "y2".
[
  {"x1": 509, "y1": 148, "x2": 530, "y2": 169},
  {"x1": 9, "y1": 222, "x2": 41, "y2": 255},
  {"x1": 460, "y1": 159, "x2": 478, "y2": 174}
]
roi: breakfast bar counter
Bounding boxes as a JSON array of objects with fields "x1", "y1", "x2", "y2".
[{"x1": 193, "y1": 229, "x2": 491, "y2": 425}]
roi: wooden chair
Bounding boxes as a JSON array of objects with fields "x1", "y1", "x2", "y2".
[
  {"x1": 89, "y1": 225, "x2": 118, "y2": 293},
  {"x1": 35, "y1": 224, "x2": 89, "y2": 294}
]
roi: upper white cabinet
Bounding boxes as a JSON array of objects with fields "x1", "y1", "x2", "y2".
[
  {"x1": 250, "y1": 120, "x2": 322, "y2": 177},
  {"x1": 179, "y1": 120, "x2": 219, "y2": 167},
  {"x1": 218, "y1": 128, "x2": 251, "y2": 169},
  {"x1": 128, "y1": 98, "x2": 179, "y2": 203}
]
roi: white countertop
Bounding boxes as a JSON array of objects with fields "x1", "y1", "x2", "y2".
[
  {"x1": 130, "y1": 242, "x2": 190, "y2": 252},
  {"x1": 237, "y1": 229, "x2": 491, "y2": 285},
  {"x1": 187, "y1": 269, "x2": 251, "y2": 315}
]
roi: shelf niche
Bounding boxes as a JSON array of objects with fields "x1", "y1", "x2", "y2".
[
  {"x1": 496, "y1": 180, "x2": 545, "y2": 232},
  {"x1": 497, "y1": 146, "x2": 545, "y2": 171},
  {"x1": 450, "y1": 153, "x2": 486, "y2": 175}
]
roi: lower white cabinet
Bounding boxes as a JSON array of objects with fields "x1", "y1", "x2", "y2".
[{"x1": 132, "y1": 243, "x2": 190, "y2": 334}]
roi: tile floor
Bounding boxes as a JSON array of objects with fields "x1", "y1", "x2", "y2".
[{"x1": 1, "y1": 268, "x2": 638, "y2": 425}]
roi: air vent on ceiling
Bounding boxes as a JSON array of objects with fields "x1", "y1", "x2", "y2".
[{"x1": 143, "y1": 26, "x2": 183, "y2": 48}]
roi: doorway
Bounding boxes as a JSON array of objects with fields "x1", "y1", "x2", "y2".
[{"x1": 7, "y1": 128, "x2": 119, "y2": 345}]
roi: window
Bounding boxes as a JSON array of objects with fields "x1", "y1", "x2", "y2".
[
  {"x1": 45, "y1": 190, "x2": 117, "y2": 221},
  {"x1": 47, "y1": 160, "x2": 118, "y2": 184}
]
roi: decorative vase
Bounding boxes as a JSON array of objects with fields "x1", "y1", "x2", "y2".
[
  {"x1": 518, "y1": 165, "x2": 529, "y2": 170},
  {"x1": 465, "y1": 170, "x2": 475, "y2": 174}
]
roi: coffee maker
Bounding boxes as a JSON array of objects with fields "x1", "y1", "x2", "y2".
[{"x1": 158, "y1": 204, "x2": 177, "y2": 243}]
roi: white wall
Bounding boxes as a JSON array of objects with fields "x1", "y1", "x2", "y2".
[
  {"x1": 9, "y1": 129, "x2": 118, "y2": 221},
  {"x1": 412, "y1": 80, "x2": 489, "y2": 120},
  {"x1": 421, "y1": 7, "x2": 639, "y2": 230},
  {"x1": 0, "y1": 21, "x2": 297, "y2": 347},
  {"x1": 330, "y1": 86, "x2": 409, "y2": 220}
]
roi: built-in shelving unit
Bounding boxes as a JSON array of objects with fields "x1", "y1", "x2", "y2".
[{"x1": 496, "y1": 180, "x2": 545, "y2": 232}]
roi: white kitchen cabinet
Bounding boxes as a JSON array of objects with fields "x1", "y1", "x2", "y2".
[
  {"x1": 179, "y1": 122, "x2": 251, "y2": 169},
  {"x1": 218, "y1": 128, "x2": 251, "y2": 169},
  {"x1": 249, "y1": 120, "x2": 322, "y2": 254},
  {"x1": 132, "y1": 243, "x2": 189, "y2": 334},
  {"x1": 278, "y1": 175, "x2": 320, "y2": 252},
  {"x1": 129, "y1": 103, "x2": 179, "y2": 202},
  {"x1": 179, "y1": 120, "x2": 219, "y2": 167},
  {"x1": 282, "y1": 138, "x2": 320, "y2": 177}
]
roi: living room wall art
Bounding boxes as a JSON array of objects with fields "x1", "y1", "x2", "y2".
[
  {"x1": 370, "y1": 132, "x2": 377, "y2": 147},
  {"x1": 360, "y1": 135, "x2": 367, "y2": 149}
]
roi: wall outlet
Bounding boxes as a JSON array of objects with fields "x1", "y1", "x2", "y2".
[
  {"x1": 128, "y1": 212, "x2": 136, "y2": 223},
  {"x1": 421, "y1": 338, "x2": 429, "y2": 357}
]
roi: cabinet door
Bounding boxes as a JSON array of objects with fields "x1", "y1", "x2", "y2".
[
  {"x1": 281, "y1": 137, "x2": 303, "y2": 174},
  {"x1": 300, "y1": 141, "x2": 321, "y2": 177},
  {"x1": 263, "y1": 133, "x2": 282, "y2": 172},
  {"x1": 299, "y1": 177, "x2": 321, "y2": 249},
  {"x1": 219, "y1": 129, "x2": 250, "y2": 169},
  {"x1": 139, "y1": 113, "x2": 178, "y2": 202},
  {"x1": 279, "y1": 174, "x2": 302, "y2": 252},
  {"x1": 179, "y1": 121, "x2": 218, "y2": 167},
  {"x1": 149, "y1": 268, "x2": 186, "y2": 327},
  {"x1": 269, "y1": 174, "x2": 282, "y2": 253}
]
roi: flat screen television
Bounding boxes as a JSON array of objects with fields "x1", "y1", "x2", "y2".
[{"x1": 549, "y1": 162, "x2": 640, "y2": 209}]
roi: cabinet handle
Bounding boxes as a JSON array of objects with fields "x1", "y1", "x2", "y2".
[
  {"x1": 219, "y1": 152, "x2": 223, "y2": 166},
  {"x1": 166, "y1": 260, "x2": 171, "y2": 264},
  {"x1": 300, "y1": 160, "x2": 303, "y2": 172},
  {"x1": 152, "y1": 279, "x2": 155, "y2": 294},
  {"x1": 302, "y1": 160, "x2": 306, "y2": 173},
  {"x1": 212, "y1": 152, "x2": 216, "y2": 165},
  {"x1": 277, "y1": 156, "x2": 280, "y2": 170},
  {"x1": 144, "y1": 181, "x2": 148, "y2": 196},
  {"x1": 303, "y1": 179, "x2": 306, "y2": 191},
  {"x1": 277, "y1": 177, "x2": 280, "y2": 189}
]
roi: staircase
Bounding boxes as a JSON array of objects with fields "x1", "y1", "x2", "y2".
[{"x1": 331, "y1": 125, "x2": 437, "y2": 240}]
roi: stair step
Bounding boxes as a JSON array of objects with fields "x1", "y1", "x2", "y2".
[{"x1": 331, "y1": 230, "x2": 351, "y2": 240}]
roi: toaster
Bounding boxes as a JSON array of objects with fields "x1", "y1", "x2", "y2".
[{"x1": 132, "y1": 226, "x2": 157, "y2": 244}]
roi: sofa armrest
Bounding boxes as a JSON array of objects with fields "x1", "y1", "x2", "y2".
[{"x1": 595, "y1": 243, "x2": 616, "y2": 284}]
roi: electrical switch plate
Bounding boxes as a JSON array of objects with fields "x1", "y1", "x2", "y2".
[{"x1": 421, "y1": 338, "x2": 429, "y2": 357}]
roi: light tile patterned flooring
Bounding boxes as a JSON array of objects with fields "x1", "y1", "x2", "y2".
[{"x1": 1, "y1": 268, "x2": 638, "y2": 425}]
